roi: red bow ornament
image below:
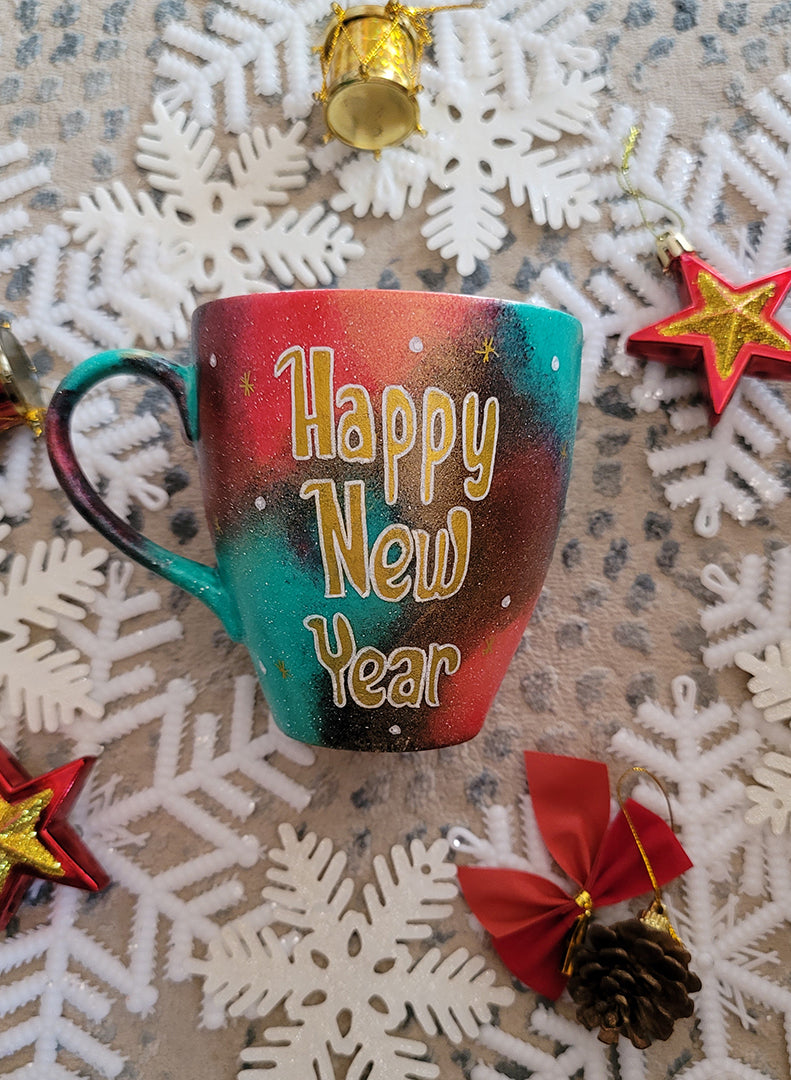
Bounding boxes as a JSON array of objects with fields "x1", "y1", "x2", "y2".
[{"x1": 456, "y1": 752, "x2": 692, "y2": 999}]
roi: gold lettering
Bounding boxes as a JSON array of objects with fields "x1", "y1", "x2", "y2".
[
  {"x1": 349, "y1": 647, "x2": 387, "y2": 708},
  {"x1": 274, "y1": 346, "x2": 335, "y2": 459},
  {"x1": 337, "y1": 385, "x2": 375, "y2": 462},
  {"x1": 462, "y1": 392, "x2": 499, "y2": 500},
  {"x1": 382, "y1": 385, "x2": 416, "y2": 505},
  {"x1": 300, "y1": 479, "x2": 369, "y2": 598},
  {"x1": 425, "y1": 643, "x2": 461, "y2": 706},
  {"x1": 303, "y1": 613, "x2": 355, "y2": 706},
  {"x1": 412, "y1": 506, "x2": 471, "y2": 602},
  {"x1": 421, "y1": 388, "x2": 456, "y2": 504},
  {"x1": 369, "y1": 524, "x2": 414, "y2": 602},
  {"x1": 387, "y1": 647, "x2": 425, "y2": 707}
]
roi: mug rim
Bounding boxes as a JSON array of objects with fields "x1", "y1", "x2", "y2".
[{"x1": 193, "y1": 288, "x2": 582, "y2": 332}]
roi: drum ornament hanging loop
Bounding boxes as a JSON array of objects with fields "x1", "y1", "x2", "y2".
[{"x1": 315, "y1": 1, "x2": 482, "y2": 154}]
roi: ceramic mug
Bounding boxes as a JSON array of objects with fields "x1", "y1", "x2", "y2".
[{"x1": 47, "y1": 290, "x2": 581, "y2": 751}]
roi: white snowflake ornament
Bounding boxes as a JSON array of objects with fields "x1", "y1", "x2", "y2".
[
  {"x1": 158, "y1": 0, "x2": 603, "y2": 275},
  {"x1": 157, "y1": 0, "x2": 331, "y2": 129},
  {"x1": 325, "y1": 21, "x2": 603, "y2": 275},
  {"x1": 38, "y1": 388, "x2": 171, "y2": 533},
  {"x1": 0, "y1": 539, "x2": 107, "y2": 732},
  {"x1": 700, "y1": 548, "x2": 791, "y2": 671},
  {"x1": 192, "y1": 824, "x2": 514, "y2": 1079},
  {"x1": 612, "y1": 676, "x2": 791, "y2": 1076},
  {"x1": 0, "y1": 564, "x2": 316, "y2": 1077},
  {"x1": 472, "y1": 1007, "x2": 643, "y2": 1080},
  {"x1": 0, "y1": 139, "x2": 52, "y2": 283},
  {"x1": 745, "y1": 752, "x2": 791, "y2": 835},
  {"x1": 735, "y1": 640, "x2": 791, "y2": 724},
  {"x1": 531, "y1": 81, "x2": 791, "y2": 536},
  {"x1": 327, "y1": 66, "x2": 601, "y2": 276},
  {"x1": 64, "y1": 101, "x2": 363, "y2": 347},
  {"x1": 644, "y1": 379, "x2": 791, "y2": 538}
]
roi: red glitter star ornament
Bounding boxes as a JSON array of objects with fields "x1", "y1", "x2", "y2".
[
  {"x1": 626, "y1": 234, "x2": 791, "y2": 418},
  {"x1": 0, "y1": 744, "x2": 109, "y2": 928}
]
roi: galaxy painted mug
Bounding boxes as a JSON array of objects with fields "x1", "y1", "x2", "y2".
[{"x1": 47, "y1": 291, "x2": 581, "y2": 751}]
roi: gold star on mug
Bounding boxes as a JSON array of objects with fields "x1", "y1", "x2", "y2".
[
  {"x1": 476, "y1": 337, "x2": 498, "y2": 364},
  {"x1": 240, "y1": 371, "x2": 255, "y2": 397}
]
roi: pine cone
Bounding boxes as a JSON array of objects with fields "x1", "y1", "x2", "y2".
[{"x1": 566, "y1": 918, "x2": 702, "y2": 1049}]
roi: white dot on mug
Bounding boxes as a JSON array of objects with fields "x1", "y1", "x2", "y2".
[
  {"x1": 389, "y1": 725, "x2": 402, "y2": 735},
  {"x1": 210, "y1": 353, "x2": 217, "y2": 367},
  {"x1": 551, "y1": 356, "x2": 560, "y2": 371},
  {"x1": 501, "y1": 595, "x2": 511, "y2": 608},
  {"x1": 409, "y1": 336, "x2": 424, "y2": 353},
  {"x1": 258, "y1": 660, "x2": 267, "y2": 675},
  {"x1": 254, "y1": 496, "x2": 267, "y2": 510}
]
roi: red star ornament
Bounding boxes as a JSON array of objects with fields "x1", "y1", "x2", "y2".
[
  {"x1": 626, "y1": 249, "x2": 791, "y2": 418},
  {"x1": 0, "y1": 744, "x2": 109, "y2": 929}
]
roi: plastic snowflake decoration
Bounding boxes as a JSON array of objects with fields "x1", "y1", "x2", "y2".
[
  {"x1": 36, "y1": 387, "x2": 171, "y2": 533},
  {"x1": 0, "y1": 138, "x2": 110, "y2": 366},
  {"x1": 732, "y1": 641, "x2": 791, "y2": 836},
  {"x1": 735, "y1": 640, "x2": 791, "y2": 724},
  {"x1": 745, "y1": 751, "x2": 791, "y2": 835},
  {"x1": 2, "y1": 99, "x2": 363, "y2": 365},
  {"x1": 156, "y1": 0, "x2": 603, "y2": 276},
  {"x1": 0, "y1": 139, "x2": 52, "y2": 284},
  {"x1": 55, "y1": 559, "x2": 183, "y2": 748},
  {"x1": 472, "y1": 1007, "x2": 647, "y2": 1080},
  {"x1": 0, "y1": 561, "x2": 316, "y2": 1079},
  {"x1": 610, "y1": 676, "x2": 791, "y2": 1079},
  {"x1": 642, "y1": 378, "x2": 791, "y2": 538},
  {"x1": 700, "y1": 547, "x2": 791, "y2": 671},
  {"x1": 0, "y1": 383, "x2": 171, "y2": 534},
  {"x1": 156, "y1": 0, "x2": 331, "y2": 128},
  {"x1": 0, "y1": 538, "x2": 107, "y2": 733},
  {"x1": 64, "y1": 100, "x2": 362, "y2": 343},
  {"x1": 191, "y1": 823, "x2": 513, "y2": 1079},
  {"x1": 323, "y1": 7, "x2": 603, "y2": 275},
  {"x1": 0, "y1": 428, "x2": 39, "y2": 523},
  {"x1": 534, "y1": 77, "x2": 791, "y2": 536},
  {"x1": 0, "y1": 139, "x2": 97, "y2": 367}
]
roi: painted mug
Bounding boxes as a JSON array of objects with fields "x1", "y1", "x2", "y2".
[{"x1": 47, "y1": 291, "x2": 581, "y2": 752}]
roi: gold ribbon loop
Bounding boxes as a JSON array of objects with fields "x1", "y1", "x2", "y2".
[
  {"x1": 619, "y1": 125, "x2": 687, "y2": 248},
  {"x1": 562, "y1": 889, "x2": 594, "y2": 976},
  {"x1": 616, "y1": 766, "x2": 686, "y2": 947}
]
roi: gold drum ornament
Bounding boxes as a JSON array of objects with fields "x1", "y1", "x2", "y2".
[{"x1": 317, "y1": 3, "x2": 427, "y2": 152}]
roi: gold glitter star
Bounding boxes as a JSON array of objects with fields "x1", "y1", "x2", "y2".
[
  {"x1": 276, "y1": 659, "x2": 291, "y2": 679},
  {"x1": 240, "y1": 371, "x2": 255, "y2": 396},
  {"x1": 476, "y1": 337, "x2": 498, "y2": 364},
  {"x1": 659, "y1": 271, "x2": 791, "y2": 378},
  {"x1": 0, "y1": 789, "x2": 63, "y2": 890},
  {"x1": 482, "y1": 638, "x2": 493, "y2": 655}
]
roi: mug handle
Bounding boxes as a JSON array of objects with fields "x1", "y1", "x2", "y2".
[{"x1": 46, "y1": 348, "x2": 243, "y2": 642}]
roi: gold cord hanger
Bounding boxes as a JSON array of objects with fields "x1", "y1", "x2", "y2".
[{"x1": 616, "y1": 765, "x2": 683, "y2": 941}]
